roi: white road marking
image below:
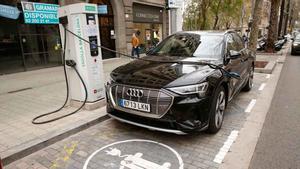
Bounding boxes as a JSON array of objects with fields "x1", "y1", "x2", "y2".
[
  {"x1": 245, "y1": 99, "x2": 257, "y2": 113},
  {"x1": 258, "y1": 83, "x2": 266, "y2": 91},
  {"x1": 83, "y1": 139, "x2": 184, "y2": 169},
  {"x1": 266, "y1": 74, "x2": 271, "y2": 79},
  {"x1": 213, "y1": 130, "x2": 239, "y2": 164}
]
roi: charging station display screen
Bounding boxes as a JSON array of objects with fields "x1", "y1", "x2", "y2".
[{"x1": 89, "y1": 36, "x2": 98, "y2": 56}]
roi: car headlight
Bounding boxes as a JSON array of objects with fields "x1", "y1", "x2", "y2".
[
  {"x1": 168, "y1": 82, "x2": 209, "y2": 97},
  {"x1": 293, "y1": 43, "x2": 299, "y2": 46}
]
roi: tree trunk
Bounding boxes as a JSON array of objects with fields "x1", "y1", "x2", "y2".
[
  {"x1": 283, "y1": 0, "x2": 291, "y2": 35},
  {"x1": 265, "y1": 0, "x2": 281, "y2": 53},
  {"x1": 248, "y1": 0, "x2": 264, "y2": 52},
  {"x1": 278, "y1": 0, "x2": 285, "y2": 37},
  {"x1": 200, "y1": 0, "x2": 210, "y2": 30},
  {"x1": 213, "y1": 15, "x2": 219, "y2": 30},
  {"x1": 213, "y1": 0, "x2": 222, "y2": 30}
]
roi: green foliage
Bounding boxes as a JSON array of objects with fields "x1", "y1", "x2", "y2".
[{"x1": 183, "y1": 0, "x2": 247, "y2": 30}]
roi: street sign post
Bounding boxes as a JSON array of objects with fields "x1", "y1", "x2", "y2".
[{"x1": 21, "y1": 2, "x2": 59, "y2": 24}]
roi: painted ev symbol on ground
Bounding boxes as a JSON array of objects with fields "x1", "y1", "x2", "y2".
[{"x1": 83, "y1": 139, "x2": 184, "y2": 169}]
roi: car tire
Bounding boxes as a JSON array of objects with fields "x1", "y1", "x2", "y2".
[
  {"x1": 207, "y1": 86, "x2": 226, "y2": 134},
  {"x1": 243, "y1": 66, "x2": 254, "y2": 92}
]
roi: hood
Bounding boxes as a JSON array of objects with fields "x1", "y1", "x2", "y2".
[{"x1": 111, "y1": 56, "x2": 221, "y2": 88}]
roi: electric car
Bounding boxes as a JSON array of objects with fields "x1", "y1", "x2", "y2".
[{"x1": 106, "y1": 30, "x2": 255, "y2": 134}]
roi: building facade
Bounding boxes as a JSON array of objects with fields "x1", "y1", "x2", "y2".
[
  {"x1": 0, "y1": 0, "x2": 169, "y2": 74},
  {"x1": 0, "y1": 0, "x2": 61, "y2": 74}
]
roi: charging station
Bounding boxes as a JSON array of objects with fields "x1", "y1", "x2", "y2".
[{"x1": 58, "y1": 3, "x2": 105, "y2": 109}]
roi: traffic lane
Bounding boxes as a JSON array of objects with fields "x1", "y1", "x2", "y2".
[
  {"x1": 5, "y1": 73, "x2": 269, "y2": 169},
  {"x1": 249, "y1": 54, "x2": 300, "y2": 169}
]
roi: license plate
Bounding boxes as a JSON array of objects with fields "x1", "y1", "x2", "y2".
[{"x1": 119, "y1": 99, "x2": 150, "y2": 112}]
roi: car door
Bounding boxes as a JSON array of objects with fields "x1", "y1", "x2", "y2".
[
  {"x1": 232, "y1": 33, "x2": 249, "y2": 85},
  {"x1": 225, "y1": 33, "x2": 245, "y2": 97}
]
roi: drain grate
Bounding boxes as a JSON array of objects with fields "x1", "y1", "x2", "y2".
[{"x1": 7, "y1": 87, "x2": 33, "y2": 94}]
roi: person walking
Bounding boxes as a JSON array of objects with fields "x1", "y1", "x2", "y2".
[{"x1": 131, "y1": 31, "x2": 140, "y2": 58}]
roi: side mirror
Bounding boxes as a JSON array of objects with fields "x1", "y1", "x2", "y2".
[{"x1": 229, "y1": 50, "x2": 241, "y2": 59}]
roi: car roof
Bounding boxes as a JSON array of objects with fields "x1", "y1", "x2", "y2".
[{"x1": 175, "y1": 30, "x2": 236, "y2": 36}]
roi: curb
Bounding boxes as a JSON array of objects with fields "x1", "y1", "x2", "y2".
[
  {"x1": 2, "y1": 114, "x2": 110, "y2": 166},
  {"x1": 254, "y1": 61, "x2": 276, "y2": 74},
  {"x1": 219, "y1": 47, "x2": 290, "y2": 169}
]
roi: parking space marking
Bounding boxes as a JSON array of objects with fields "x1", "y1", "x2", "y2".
[
  {"x1": 245, "y1": 99, "x2": 257, "y2": 113},
  {"x1": 83, "y1": 139, "x2": 184, "y2": 169},
  {"x1": 258, "y1": 83, "x2": 266, "y2": 91},
  {"x1": 213, "y1": 130, "x2": 239, "y2": 164},
  {"x1": 266, "y1": 74, "x2": 271, "y2": 79}
]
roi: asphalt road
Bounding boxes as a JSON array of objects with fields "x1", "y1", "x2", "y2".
[{"x1": 249, "y1": 52, "x2": 300, "y2": 169}]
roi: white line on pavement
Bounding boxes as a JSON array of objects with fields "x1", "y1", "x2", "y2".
[
  {"x1": 245, "y1": 99, "x2": 257, "y2": 113},
  {"x1": 258, "y1": 83, "x2": 266, "y2": 91},
  {"x1": 213, "y1": 130, "x2": 239, "y2": 164},
  {"x1": 266, "y1": 74, "x2": 271, "y2": 79}
]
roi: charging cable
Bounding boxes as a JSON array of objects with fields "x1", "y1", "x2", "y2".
[{"x1": 32, "y1": 27, "x2": 88, "y2": 124}]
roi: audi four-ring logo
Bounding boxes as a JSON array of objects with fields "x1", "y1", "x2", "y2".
[{"x1": 126, "y1": 88, "x2": 144, "y2": 97}]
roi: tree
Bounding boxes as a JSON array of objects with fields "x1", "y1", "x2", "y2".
[
  {"x1": 183, "y1": 0, "x2": 245, "y2": 30},
  {"x1": 278, "y1": 0, "x2": 285, "y2": 37},
  {"x1": 210, "y1": 0, "x2": 222, "y2": 29},
  {"x1": 248, "y1": 0, "x2": 264, "y2": 52},
  {"x1": 265, "y1": 0, "x2": 281, "y2": 53},
  {"x1": 200, "y1": 0, "x2": 211, "y2": 30}
]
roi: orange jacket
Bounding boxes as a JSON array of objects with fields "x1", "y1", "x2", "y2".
[{"x1": 132, "y1": 36, "x2": 140, "y2": 48}]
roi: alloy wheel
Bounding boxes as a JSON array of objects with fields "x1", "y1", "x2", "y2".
[
  {"x1": 215, "y1": 91, "x2": 225, "y2": 128},
  {"x1": 249, "y1": 68, "x2": 254, "y2": 88}
]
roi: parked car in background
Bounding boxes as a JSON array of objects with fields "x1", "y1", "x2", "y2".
[
  {"x1": 292, "y1": 34, "x2": 300, "y2": 55},
  {"x1": 106, "y1": 30, "x2": 255, "y2": 134},
  {"x1": 292, "y1": 30, "x2": 300, "y2": 40}
]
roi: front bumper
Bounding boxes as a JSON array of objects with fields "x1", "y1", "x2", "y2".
[{"x1": 106, "y1": 83, "x2": 212, "y2": 133}]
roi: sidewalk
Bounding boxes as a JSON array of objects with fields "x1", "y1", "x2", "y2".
[
  {"x1": 219, "y1": 42, "x2": 290, "y2": 169},
  {"x1": 0, "y1": 57, "x2": 130, "y2": 164}
]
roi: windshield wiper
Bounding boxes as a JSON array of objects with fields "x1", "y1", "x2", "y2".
[{"x1": 138, "y1": 58, "x2": 241, "y2": 79}]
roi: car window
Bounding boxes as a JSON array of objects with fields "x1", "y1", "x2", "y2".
[
  {"x1": 149, "y1": 33, "x2": 201, "y2": 57},
  {"x1": 226, "y1": 34, "x2": 237, "y2": 51},
  {"x1": 232, "y1": 33, "x2": 244, "y2": 50},
  {"x1": 149, "y1": 33, "x2": 224, "y2": 60},
  {"x1": 193, "y1": 35, "x2": 224, "y2": 59},
  {"x1": 226, "y1": 33, "x2": 243, "y2": 52}
]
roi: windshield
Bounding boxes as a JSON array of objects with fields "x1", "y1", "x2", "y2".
[{"x1": 149, "y1": 33, "x2": 224, "y2": 60}]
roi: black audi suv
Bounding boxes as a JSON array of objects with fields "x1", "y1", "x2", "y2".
[{"x1": 106, "y1": 30, "x2": 255, "y2": 134}]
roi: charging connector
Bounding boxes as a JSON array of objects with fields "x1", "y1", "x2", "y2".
[{"x1": 66, "y1": 60, "x2": 77, "y2": 67}]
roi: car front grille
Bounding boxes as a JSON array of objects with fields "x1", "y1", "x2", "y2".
[{"x1": 109, "y1": 84, "x2": 174, "y2": 118}]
